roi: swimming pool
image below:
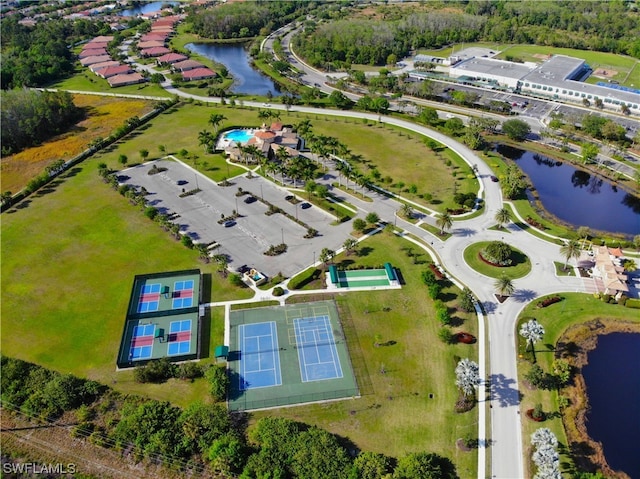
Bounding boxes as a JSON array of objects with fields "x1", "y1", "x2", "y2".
[{"x1": 223, "y1": 129, "x2": 255, "y2": 144}]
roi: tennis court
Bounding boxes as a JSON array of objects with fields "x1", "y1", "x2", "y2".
[
  {"x1": 239, "y1": 322, "x2": 282, "y2": 390},
  {"x1": 294, "y1": 316, "x2": 343, "y2": 382},
  {"x1": 117, "y1": 269, "x2": 202, "y2": 369},
  {"x1": 228, "y1": 301, "x2": 359, "y2": 411}
]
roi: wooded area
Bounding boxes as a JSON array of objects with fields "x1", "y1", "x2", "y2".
[
  {"x1": 294, "y1": 1, "x2": 640, "y2": 70},
  {"x1": 1, "y1": 356, "x2": 459, "y2": 478}
]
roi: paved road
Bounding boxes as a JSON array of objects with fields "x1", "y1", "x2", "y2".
[{"x1": 73, "y1": 36, "x2": 612, "y2": 479}]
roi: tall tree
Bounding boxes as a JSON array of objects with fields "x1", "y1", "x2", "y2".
[
  {"x1": 494, "y1": 274, "x2": 515, "y2": 298},
  {"x1": 436, "y1": 212, "x2": 452, "y2": 235},
  {"x1": 343, "y1": 238, "x2": 358, "y2": 256},
  {"x1": 520, "y1": 319, "x2": 545, "y2": 363},
  {"x1": 494, "y1": 207, "x2": 512, "y2": 229},
  {"x1": 208, "y1": 113, "x2": 227, "y2": 135},
  {"x1": 559, "y1": 240, "x2": 581, "y2": 270}
]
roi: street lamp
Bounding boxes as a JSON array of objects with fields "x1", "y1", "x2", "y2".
[
  {"x1": 235, "y1": 197, "x2": 239, "y2": 215},
  {"x1": 260, "y1": 183, "x2": 264, "y2": 201},
  {"x1": 313, "y1": 251, "x2": 316, "y2": 265},
  {"x1": 281, "y1": 228, "x2": 284, "y2": 245}
]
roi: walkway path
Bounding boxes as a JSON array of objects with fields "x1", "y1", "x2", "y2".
[{"x1": 68, "y1": 43, "x2": 609, "y2": 478}]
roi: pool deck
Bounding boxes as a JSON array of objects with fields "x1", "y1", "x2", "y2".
[{"x1": 216, "y1": 128, "x2": 257, "y2": 150}]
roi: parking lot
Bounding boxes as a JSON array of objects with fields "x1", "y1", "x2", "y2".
[{"x1": 120, "y1": 159, "x2": 355, "y2": 278}]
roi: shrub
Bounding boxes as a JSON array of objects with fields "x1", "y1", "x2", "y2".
[
  {"x1": 206, "y1": 365, "x2": 229, "y2": 402},
  {"x1": 133, "y1": 358, "x2": 176, "y2": 383},
  {"x1": 272, "y1": 286, "x2": 285, "y2": 296},
  {"x1": 428, "y1": 282, "x2": 442, "y2": 300},
  {"x1": 436, "y1": 307, "x2": 451, "y2": 325},
  {"x1": 353, "y1": 218, "x2": 367, "y2": 232},
  {"x1": 144, "y1": 206, "x2": 158, "y2": 220},
  {"x1": 537, "y1": 296, "x2": 562, "y2": 308},
  {"x1": 625, "y1": 298, "x2": 640, "y2": 309},
  {"x1": 438, "y1": 327, "x2": 455, "y2": 344},
  {"x1": 177, "y1": 362, "x2": 203, "y2": 380},
  {"x1": 181, "y1": 235, "x2": 194, "y2": 249},
  {"x1": 229, "y1": 273, "x2": 244, "y2": 287},
  {"x1": 289, "y1": 268, "x2": 319, "y2": 290}
]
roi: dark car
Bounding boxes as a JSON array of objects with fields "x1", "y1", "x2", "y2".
[
  {"x1": 224, "y1": 220, "x2": 236, "y2": 228},
  {"x1": 244, "y1": 196, "x2": 257, "y2": 204},
  {"x1": 285, "y1": 195, "x2": 294, "y2": 201},
  {"x1": 490, "y1": 175, "x2": 499, "y2": 183},
  {"x1": 300, "y1": 202, "x2": 311, "y2": 209}
]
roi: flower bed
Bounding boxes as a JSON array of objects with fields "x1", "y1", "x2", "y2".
[
  {"x1": 525, "y1": 216, "x2": 547, "y2": 230},
  {"x1": 429, "y1": 263, "x2": 445, "y2": 279},
  {"x1": 537, "y1": 296, "x2": 562, "y2": 308},
  {"x1": 478, "y1": 252, "x2": 509, "y2": 267}
]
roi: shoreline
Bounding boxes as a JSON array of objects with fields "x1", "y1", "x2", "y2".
[{"x1": 558, "y1": 318, "x2": 640, "y2": 479}]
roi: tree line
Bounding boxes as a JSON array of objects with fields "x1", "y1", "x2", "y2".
[
  {"x1": 0, "y1": 16, "x2": 112, "y2": 89},
  {"x1": 1, "y1": 88, "x2": 84, "y2": 155},
  {"x1": 1, "y1": 355, "x2": 459, "y2": 478},
  {"x1": 188, "y1": 1, "x2": 311, "y2": 40},
  {"x1": 293, "y1": 1, "x2": 640, "y2": 70}
]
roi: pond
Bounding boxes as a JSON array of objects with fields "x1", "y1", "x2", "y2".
[
  {"x1": 497, "y1": 145, "x2": 640, "y2": 236},
  {"x1": 185, "y1": 43, "x2": 281, "y2": 97},
  {"x1": 120, "y1": 1, "x2": 177, "y2": 17},
  {"x1": 582, "y1": 333, "x2": 640, "y2": 476}
]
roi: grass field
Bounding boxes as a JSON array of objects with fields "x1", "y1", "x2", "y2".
[
  {"x1": 514, "y1": 293, "x2": 639, "y2": 477},
  {"x1": 463, "y1": 241, "x2": 532, "y2": 280},
  {"x1": 1, "y1": 95, "x2": 158, "y2": 194},
  {"x1": 50, "y1": 66, "x2": 172, "y2": 98},
  {"x1": 0, "y1": 159, "x2": 251, "y2": 400},
  {"x1": 294, "y1": 114, "x2": 478, "y2": 212},
  {"x1": 252, "y1": 232, "x2": 479, "y2": 476}
]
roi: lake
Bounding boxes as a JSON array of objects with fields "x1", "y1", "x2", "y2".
[
  {"x1": 120, "y1": 1, "x2": 177, "y2": 17},
  {"x1": 497, "y1": 145, "x2": 640, "y2": 236},
  {"x1": 185, "y1": 43, "x2": 281, "y2": 97},
  {"x1": 582, "y1": 333, "x2": 640, "y2": 477}
]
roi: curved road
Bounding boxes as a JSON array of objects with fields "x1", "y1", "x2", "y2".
[{"x1": 97, "y1": 41, "x2": 602, "y2": 479}]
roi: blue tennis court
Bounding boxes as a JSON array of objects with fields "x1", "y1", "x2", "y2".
[
  {"x1": 133, "y1": 324, "x2": 155, "y2": 337},
  {"x1": 172, "y1": 280, "x2": 194, "y2": 309},
  {"x1": 129, "y1": 323, "x2": 155, "y2": 360},
  {"x1": 143, "y1": 284, "x2": 161, "y2": 294},
  {"x1": 167, "y1": 319, "x2": 192, "y2": 356},
  {"x1": 239, "y1": 322, "x2": 282, "y2": 390},
  {"x1": 137, "y1": 283, "x2": 161, "y2": 313},
  {"x1": 294, "y1": 316, "x2": 343, "y2": 382}
]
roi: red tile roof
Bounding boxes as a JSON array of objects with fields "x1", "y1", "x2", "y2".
[
  {"x1": 107, "y1": 73, "x2": 145, "y2": 87},
  {"x1": 80, "y1": 55, "x2": 112, "y2": 66},
  {"x1": 182, "y1": 67, "x2": 216, "y2": 80},
  {"x1": 140, "y1": 47, "x2": 171, "y2": 57},
  {"x1": 97, "y1": 64, "x2": 134, "y2": 78}
]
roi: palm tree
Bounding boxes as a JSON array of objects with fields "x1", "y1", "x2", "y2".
[
  {"x1": 1, "y1": 191, "x2": 13, "y2": 207},
  {"x1": 257, "y1": 109, "x2": 270, "y2": 123},
  {"x1": 319, "y1": 248, "x2": 335, "y2": 268},
  {"x1": 244, "y1": 144, "x2": 260, "y2": 165},
  {"x1": 559, "y1": 239, "x2": 581, "y2": 270},
  {"x1": 436, "y1": 212, "x2": 452, "y2": 235},
  {"x1": 494, "y1": 208, "x2": 512, "y2": 229},
  {"x1": 494, "y1": 274, "x2": 515, "y2": 298},
  {"x1": 198, "y1": 130, "x2": 214, "y2": 153},
  {"x1": 520, "y1": 319, "x2": 544, "y2": 363},
  {"x1": 343, "y1": 238, "x2": 358, "y2": 256},
  {"x1": 455, "y1": 358, "x2": 480, "y2": 398},
  {"x1": 208, "y1": 113, "x2": 227, "y2": 135},
  {"x1": 400, "y1": 203, "x2": 413, "y2": 219},
  {"x1": 623, "y1": 259, "x2": 637, "y2": 272},
  {"x1": 295, "y1": 119, "x2": 313, "y2": 138}
]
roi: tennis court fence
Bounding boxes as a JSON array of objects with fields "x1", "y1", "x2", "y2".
[{"x1": 229, "y1": 387, "x2": 360, "y2": 412}]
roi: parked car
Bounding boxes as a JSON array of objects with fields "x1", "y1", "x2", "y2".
[
  {"x1": 224, "y1": 220, "x2": 236, "y2": 227},
  {"x1": 244, "y1": 196, "x2": 257, "y2": 204},
  {"x1": 300, "y1": 202, "x2": 311, "y2": 209},
  {"x1": 490, "y1": 175, "x2": 499, "y2": 182}
]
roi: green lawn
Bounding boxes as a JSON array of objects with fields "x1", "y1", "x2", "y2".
[
  {"x1": 0, "y1": 159, "x2": 252, "y2": 399},
  {"x1": 299, "y1": 114, "x2": 478, "y2": 212},
  {"x1": 253, "y1": 232, "x2": 479, "y2": 477},
  {"x1": 515, "y1": 293, "x2": 639, "y2": 477},
  {"x1": 50, "y1": 67, "x2": 172, "y2": 98},
  {"x1": 463, "y1": 241, "x2": 532, "y2": 279}
]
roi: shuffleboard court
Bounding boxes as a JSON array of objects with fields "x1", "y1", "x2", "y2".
[
  {"x1": 239, "y1": 321, "x2": 282, "y2": 390},
  {"x1": 294, "y1": 316, "x2": 343, "y2": 382}
]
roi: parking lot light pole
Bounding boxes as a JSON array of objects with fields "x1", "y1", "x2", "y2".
[
  {"x1": 235, "y1": 197, "x2": 239, "y2": 215},
  {"x1": 281, "y1": 228, "x2": 284, "y2": 245},
  {"x1": 260, "y1": 183, "x2": 264, "y2": 201},
  {"x1": 313, "y1": 251, "x2": 316, "y2": 265}
]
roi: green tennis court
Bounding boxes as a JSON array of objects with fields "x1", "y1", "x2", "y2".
[{"x1": 227, "y1": 301, "x2": 359, "y2": 411}]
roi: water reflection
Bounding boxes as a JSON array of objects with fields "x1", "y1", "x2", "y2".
[{"x1": 497, "y1": 145, "x2": 640, "y2": 235}]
